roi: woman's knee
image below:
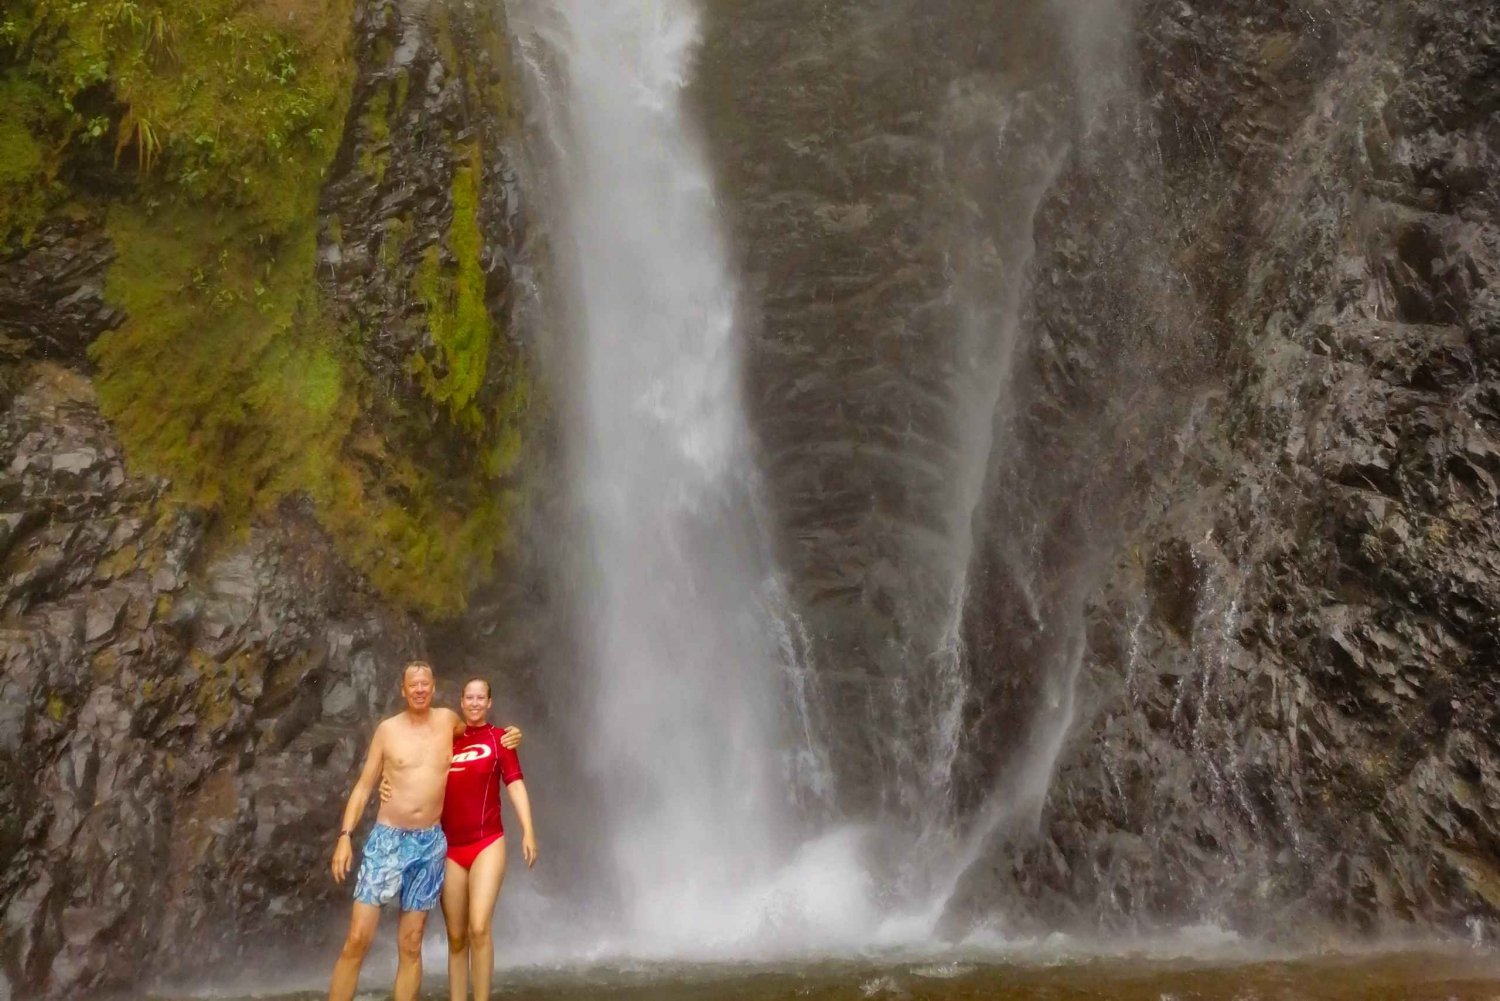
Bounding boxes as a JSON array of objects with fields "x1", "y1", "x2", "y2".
[
  {"x1": 468, "y1": 916, "x2": 492, "y2": 942},
  {"x1": 447, "y1": 927, "x2": 470, "y2": 954}
]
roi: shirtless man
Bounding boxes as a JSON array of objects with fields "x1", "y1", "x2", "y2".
[{"x1": 326, "y1": 662, "x2": 521, "y2": 1001}]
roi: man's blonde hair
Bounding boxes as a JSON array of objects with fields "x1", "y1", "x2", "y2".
[{"x1": 402, "y1": 660, "x2": 435, "y2": 682}]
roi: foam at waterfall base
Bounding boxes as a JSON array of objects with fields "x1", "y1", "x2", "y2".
[
  {"x1": 479, "y1": 825, "x2": 1260, "y2": 971},
  {"x1": 484, "y1": 827, "x2": 884, "y2": 964}
]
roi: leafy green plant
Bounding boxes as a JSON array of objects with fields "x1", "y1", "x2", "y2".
[{"x1": 114, "y1": 107, "x2": 160, "y2": 172}]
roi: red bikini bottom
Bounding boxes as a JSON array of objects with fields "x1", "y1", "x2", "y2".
[{"x1": 446, "y1": 832, "x2": 504, "y2": 870}]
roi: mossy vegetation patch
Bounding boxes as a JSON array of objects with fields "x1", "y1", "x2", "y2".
[
  {"x1": 2, "y1": 0, "x2": 533, "y2": 616},
  {"x1": 4, "y1": 0, "x2": 353, "y2": 228},
  {"x1": 94, "y1": 202, "x2": 348, "y2": 521},
  {"x1": 93, "y1": 186, "x2": 522, "y2": 612},
  {"x1": 0, "y1": 72, "x2": 69, "y2": 242},
  {"x1": 411, "y1": 147, "x2": 492, "y2": 434},
  {"x1": 7, "y1": 0, "x2": 359, "y2": 525},
  {"x1": 358, "y1": 83, "x2": 391, "y2": 183}
]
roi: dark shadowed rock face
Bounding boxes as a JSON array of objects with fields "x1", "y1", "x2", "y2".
[
  {"x1": 699, "y1": 0, "x2": 1097, "y2": 824},
  {"x1": 953, "y1": 0, "x2": 1500, "y2": 940},
  {"x1": 0, "y1": 221, "x2": 123, "y2": 371},
  {"x1": 702, "y1": 0, "x2": 1498, "y2": 943},
  {"x1": 320, "y1": 0, "x2": 531, "y2": 417}
]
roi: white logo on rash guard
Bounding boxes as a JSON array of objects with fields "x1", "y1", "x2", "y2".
[{"x1": 452, "y1": 743, "x2": 493, "y2": 766}]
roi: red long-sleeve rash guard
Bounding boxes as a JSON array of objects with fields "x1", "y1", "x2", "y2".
[{"x1": 442, "y1": 724, "x2": 524, "y2": 847}]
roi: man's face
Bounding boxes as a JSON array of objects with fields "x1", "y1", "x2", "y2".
[
  {"x1": 460, "y1": 683, "x2": 491, "y2": 724},
  {"x1": 403, "y1": 666, "x2": 435, "y2": 710}
]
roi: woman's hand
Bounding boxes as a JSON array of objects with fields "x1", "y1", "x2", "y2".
[
  {"x1": 378, "y1": 772, "x2": 393, "y2": 803},
  {"x1": 522, "y1": 831, "x2": 538, "y2": 868}
]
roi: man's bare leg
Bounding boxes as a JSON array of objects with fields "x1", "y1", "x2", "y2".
[
  {"x1": 328, "y1": 902, "x2": 381, "y2": 1001},
  {"x1": 442, "y1": 860, "x2": 472, "y2": 1001},
  {"x1": 394, "y1": 908, "x2": 429, "y2": 1001},
  {"x1": 466, "y1": 839, "x2": 508, "y2": 1001}
]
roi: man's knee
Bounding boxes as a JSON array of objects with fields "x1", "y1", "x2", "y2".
[
  {"x1": 397, "y1": 922, "x2": 425, "y2": 958},
  {"x1": 341, "y1": 925, "x2": 376, "y2": 960}
]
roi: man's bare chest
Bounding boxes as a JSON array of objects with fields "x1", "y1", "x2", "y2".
[{"x1": 386, "y1": 728, "x2": 451, "y2": 772}]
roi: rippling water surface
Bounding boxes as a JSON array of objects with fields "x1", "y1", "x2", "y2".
[{"x1": 154, "y1": 951, "x2": 1500, "y2": 1001}]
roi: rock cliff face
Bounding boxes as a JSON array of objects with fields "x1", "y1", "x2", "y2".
[
  {"x1": 0, "y1": 0, "x2": 543, "y2": 997},
  {"x1": 698, "y1": 0, "x2": 1099, "y2": 822},
  {"x1": 701, "y1": 0, "x2": 1500, "y2": 940},
  {"x1": 0, "y1": 360, "x2": 422, "y2": 995},
  {"x1": 957, "y1": 0, "x2": 1500, "y2": 938}
]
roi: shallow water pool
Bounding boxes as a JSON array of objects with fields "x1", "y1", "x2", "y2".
[{"x1": 152, "y1": 950, "x2": 1500, "y2": 1001}]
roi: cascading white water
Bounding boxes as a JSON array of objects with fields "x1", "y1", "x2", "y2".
[
  {"x1": 503, "y1": 0, "x2": 1143, "y2": 961},
  {"x1": 510, "y1": 0, "x2": 858, "y2": 954}
]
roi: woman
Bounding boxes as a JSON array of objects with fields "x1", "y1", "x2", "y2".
[
  {"x1": 378, "y1": 678, "x2": 537, "y2": 996},
  {"x1": 439, "y1": 677, "x2": 537, "y2": 1001}
]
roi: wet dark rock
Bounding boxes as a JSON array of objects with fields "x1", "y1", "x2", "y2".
[
  {"x1": 702, "y1": 0, "x2": 1087, "y2": 815},
  {"x1": 0, "y1": 220, "x2": 124, "y2": 366},
  {"x1": 310, "y1": 0, "x2": 537, "y2": 518},
  {"x1": 320, "y1": 0, "x2": 523, "y2": 377},
  {"x1": 0, "y1": 365, "x2": 424, "y2": 999},
  {"x1": 697, "y1": 0, "x2": 1500, "y2": 941},
  {"x1": 1145, "y1": 540, "x2": 1205, "y2": 642},
  {"x1": 948, "y1": 0, "x2": 1500, "y2": 944}
]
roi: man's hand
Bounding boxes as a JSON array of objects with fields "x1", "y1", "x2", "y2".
[
  {"x1": 522, "y1": 831, "x2": 538, "y2": 868},
  {"x1": 331, "y1": 835, "x2": 353, "y2": 884},
  {"x1": 378, "y1": 772, "x2": 393, "y2": 803},
  {"x1": 501, "y1": 725, "x2": 523, "y2": 750}
]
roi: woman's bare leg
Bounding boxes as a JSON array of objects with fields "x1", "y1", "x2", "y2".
[
  {"x1": 442, "y1": 859, "x2": 471, "y2": 1001},
  {"x1": 465, "y1": 837, "x2": 508, "y2": 1001}
]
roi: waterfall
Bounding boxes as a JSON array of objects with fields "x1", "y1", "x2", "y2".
[
  {"x1": 504, "y1": 0, "x2": 1145, "y2": 958},
  {"x1": 509, "y1": 0, "x2": 854, "y2": 954}
]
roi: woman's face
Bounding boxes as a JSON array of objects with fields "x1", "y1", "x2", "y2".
[{"x1": 461, "y1": 682, "x2": 492, "y2": 725}]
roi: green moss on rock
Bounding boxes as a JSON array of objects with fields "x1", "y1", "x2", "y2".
[
  {"x1": 411, "y1": 149, "x2": 492, "y2": 434},
  {"x1": 94, "y1": 202, "x2": 348, "y2": 520},
  {"x1": 6, "y1": 0, "x2": 534, "y2": 617},
  {"x1": 94, "y1": 190, "x2": 509, "y2": 614},
  {"x1": 9, "y1": 0, "x2": 353, "y2": 226},
  {"x1": 0, "y1": 73, "x2": 68, "y2": 244},
  {"x1": 358, "y1": 84, "x2": 391, "y2": 183}
]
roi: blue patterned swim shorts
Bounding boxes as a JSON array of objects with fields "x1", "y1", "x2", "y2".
[{"x1": 352, "y1": 823, "x2": 447, "y2": 912}]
